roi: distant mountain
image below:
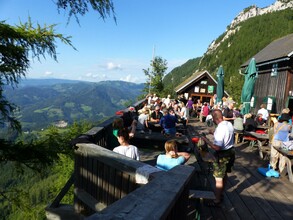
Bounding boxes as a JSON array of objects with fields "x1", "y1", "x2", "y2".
[
  {"x1": 164, "y1": 0, "x2": 293, "y2": 102},
  {"x1": 4, "y1": 79, "x2": 144, "y2": 130},
  {"x1": 18, "y1": 78, "x2": 82, "y2": 87}
]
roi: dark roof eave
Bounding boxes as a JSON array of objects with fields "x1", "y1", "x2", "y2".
[{"x1": 240, "y1": 56, "x2": 291, "y2": 69}]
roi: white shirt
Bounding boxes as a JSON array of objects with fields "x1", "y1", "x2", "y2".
[
  {"x1": 213, "y1": 121, "x2": 234, "y2": 150},
  {"x1": 257, "y1": 108, "x2": 269, "y2": 120},
  {"x1": 113, "y1": 145, "x2": 140, "y2": 160},
  {"x1": 137, "y1": 113, "x2": 148, "y2": 130},
  {"x1": 180, "y1": 106, "x2": 187, "y2": 119}
]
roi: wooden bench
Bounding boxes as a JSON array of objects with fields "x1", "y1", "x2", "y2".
[
  {"x1": 189, "y1": 190, "x2": 216, "y2": 200},
  {"x1": 244, "y1": 132, "x2": 270, "y2": 159},
  {"x1": 242, "y1": 135, "x2": 258, "y2": 148},
  {"x1": 132, "y1": 131, "x2": 189, "y2": 149},
  {"x1": 274, "y1": 146, "x2": 293, "y2": 183},
  {"x1": 234, "y1": 130, "x2": 243, "y2": 144}
]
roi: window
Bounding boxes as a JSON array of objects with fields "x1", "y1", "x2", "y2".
[
  {"x1": 200, "y1": 88, "x2": 206, "y2": 93},
  {"x1": 250, "y1": 96, "x2": 256, "y2": 108},
  {"x1": 194, "y1": 86, "x2": 199, "y2": 93},
  {"x1": 271, "y1": 63, "x2": 278, "y2": 77},
  {"x1": 263, "y1": 96, "x2": 276, "y2": 113},
  {"x1": 200, "y1": 80, "x2": 207, "y2": 85}
]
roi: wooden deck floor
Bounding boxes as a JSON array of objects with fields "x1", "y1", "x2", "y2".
[{"x1": 139, "y1": 118, "x2": 293, "y2": 220}]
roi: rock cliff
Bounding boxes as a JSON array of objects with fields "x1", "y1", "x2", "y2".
[{"x1": 206, "y1": 0, "x2": 293, "y2": 54}]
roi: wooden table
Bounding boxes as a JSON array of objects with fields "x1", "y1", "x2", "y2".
[
  {"x1": 132, "y1": 131, "x2": 189, "y2": 150},
  {"x1": 247, "y1": 132, "x2": 270, "y2": 159},
  {"x1": 273, "y1": 146, "x2": 293, "y2": 183},
  {"x1": 256, "y1": 125, "x2": 271, "y2": 130}
]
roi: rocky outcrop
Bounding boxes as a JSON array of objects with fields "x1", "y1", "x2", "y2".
[{"x1": 206, "y1": 0, "x2": 293, "y2": 54}]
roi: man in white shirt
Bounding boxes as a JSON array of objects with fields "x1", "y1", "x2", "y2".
[
  {"x1": 257, "y1": 104, "x2": 269, "y2": 123},
  {"x1": 206, "y1": 109, "x2": 235, "y2": 207}
]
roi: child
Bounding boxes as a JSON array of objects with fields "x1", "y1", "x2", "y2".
[{"x1": 113, "y1": 129, "x2": 140, "y2": 160}]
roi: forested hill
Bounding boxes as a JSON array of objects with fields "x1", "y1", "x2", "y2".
[
  {"x1": 4, "y1": 79, "x2": 144, "y2": 131},
  {"x1": 163, "y1": 7, "x2": 293, "y2": 103}
]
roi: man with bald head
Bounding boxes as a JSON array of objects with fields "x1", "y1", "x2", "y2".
[{"x1": 208, "y1": 109, "x2": 235, "y2": 207}]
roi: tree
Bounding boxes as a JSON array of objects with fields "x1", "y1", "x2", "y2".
[
  {"x1": 56, "y1": 0, "x2": 115, "y2": 23},
  {"x1": 0, "y1": 0, "x2": 115, "y2": 132},
  {"x1": 143, "y1": 56, "x2": 168, "y2": 97},
  {"x1": 0, "y1": 19, "x2": 75, "y2": 131},
  {"x1": 0, "y1": 0, "x2": 116, "y2": 167}
]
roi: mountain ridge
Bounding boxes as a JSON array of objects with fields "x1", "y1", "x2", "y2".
[
  {"x1": 4, "y1": 79, "x2": 144, "y2": 130},
  {"x1": 164, "y1": 1, "x2": 293, "y2": 102},
  {"x1": 207, "y1": 0, "x2": 293, "y2": 54}
]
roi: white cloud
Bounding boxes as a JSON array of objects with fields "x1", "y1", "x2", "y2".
[
  {"x1": 107, "y1": 62, "x2": 122, "y2": 71},
  {"x1": 44, "y1": 71, "x2": 53, "y2": 76},
  {"x1": 120, "y1": 74, "x2": 140, "y2": 83}
]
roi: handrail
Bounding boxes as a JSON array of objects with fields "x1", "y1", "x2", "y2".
[
  {"x1": 48, "y1": 173, "x2": 75, "y2": 208},
  {"x1": 86, "y1": 165, "x2": 195, "y2": 220},
  {"x1": 46, "y1": 99, "x2": 197, "y2": 219}
]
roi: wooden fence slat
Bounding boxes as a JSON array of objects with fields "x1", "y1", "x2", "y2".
[{"x1": 86, "y1": 165, "x2": 195, "y2": 220}]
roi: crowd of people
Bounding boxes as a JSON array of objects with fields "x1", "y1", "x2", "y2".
[{"x1": 110, "y1": 93, "x2": 293, "y2": 208}]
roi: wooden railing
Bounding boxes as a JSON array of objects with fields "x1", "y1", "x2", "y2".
[
  {"x1": 73, "y1": 143, "x2": 161, "y2": 215},
  {"x1": 46, "y1": 99, "x2": 196, "y2": 219}
]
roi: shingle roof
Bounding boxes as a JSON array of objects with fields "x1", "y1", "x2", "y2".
[
  {"x1": 174, "y1": 70, "x2": 229, "y2": 96},
  {"x1": 175, "y1": 70, "x2": 214, "y2": 93},
  {"x1": 241, "y1": 33, "x2": 293, "y2": 67}
]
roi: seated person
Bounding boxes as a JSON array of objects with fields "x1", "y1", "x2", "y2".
[
  {"x1": 137, "y1": 109, "x2": 149, "y2": 133},
  {"x1": 206, "y1": 114, "x2": 213, "y2": 127},
  {"x1": 244, "y1": 113, "x2": 257, "y2": 132},
  {"x1": 149, "y1": 105, "x2": 163, "y2": 132},
  {"x1": 160, "y1": 108, "x2": 178, "y2": 136},
  {"x1": 113, "y1": 129, "x2": 140, "y2": 160},
  {"x1": 233, "y1": 113, "x2": 244, "y2": 132},
  {"x1": 121, "y1": 106, "x2": 138, "y2": 137},
  {"x1": 255, "y1": 113, "x2": 266, "y2": 126},
  {"x1": 151, "y1": 105, "x2": 163, "y2": 122},
  {"x1": 156, "y1": 140, "x2": 190, "y2": 170},
  {"x1": 257, "y1": 104, "x2": 269, "y2": 124},
  {"x1": 112, "y1": 118, "x2": 124, "y2": 138}
]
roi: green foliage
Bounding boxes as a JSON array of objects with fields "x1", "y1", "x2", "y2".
[
  {"x1": 0, "y1": 122, "x2": 91, "y2": 219},
  {"x1": 3, "y1": 80, "x2": 143, "y2": 131},
  {"x1": 164, "y1": 9, "x2": 293, "y2": 104},
  {"x1": 56, "y1": 0, "x2": 116, "y2": 24},
  {"x1": 162, "y1": 57, "x2": 201, "y2": 98},
  {"x1": 143, "y1": 56, "x2": 168, "y2": 97},
  {"x1": 0, "y1": 19, "x2": 74, "y2": 131}
]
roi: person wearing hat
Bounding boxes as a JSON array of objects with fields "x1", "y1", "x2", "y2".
[{"x1": 270, "y1": 113, "x2": 292, "y2": 175}]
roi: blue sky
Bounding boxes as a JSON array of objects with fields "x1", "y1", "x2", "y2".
[{"x1": 1, "y1": 0, "x2": 275, "y2": 83}]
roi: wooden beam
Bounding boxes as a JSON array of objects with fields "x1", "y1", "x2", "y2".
[
  {"x1": 74, "y1": 188, "x2": 106, "y2": 212},
  {"x1": 86, "y1": 165, "x2": 195, "y2": 219}
]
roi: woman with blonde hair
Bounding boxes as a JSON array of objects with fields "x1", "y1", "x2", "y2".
[{"x1": 156, "y1": 140, "x2": 190, "y2": 170}]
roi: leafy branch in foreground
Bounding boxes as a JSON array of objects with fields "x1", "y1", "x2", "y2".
[
  {"x1": 0, "y1": 18, "x2": 75, "y2": 130},
  {"x1": 56, "y1": 0, "x2": 116, "y2": 24}
]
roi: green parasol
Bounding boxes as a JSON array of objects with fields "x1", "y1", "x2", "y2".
[
  {"x1": 241, "y1": 58, "x2": 257, "y2": 115},
  {"x1": 216, "y1": 65, "x2": 224, "y2": 104}
]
